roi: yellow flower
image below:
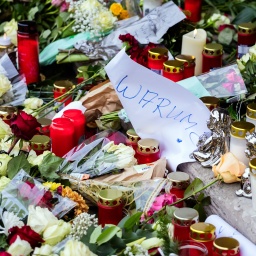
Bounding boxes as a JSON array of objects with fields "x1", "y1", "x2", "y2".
[
  {"x1": 110, "y1": 3, "x2": 123, "y2": 16},
  {"x1": 43, "y1": 181, "x2": 62, "y2": 191},
  {"x1": 119, "y1": 9, "x2": 129, "y2": 20}
]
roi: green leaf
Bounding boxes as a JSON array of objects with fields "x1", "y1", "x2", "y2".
[
  {"x1": 28, "y1": 6, "x2": 39, "y2": 20},
  {"x1": 38, "y1": 153, "x2": 63, "y2": 181},
  {"x1": 197, "y1": 192, "x2": 205, "y2": 202},
  {"x1": 19, "y1": 139, "x2": 23, "y2": 149},
  {"x1": 90, "y1": 225, "x2": 102, "y2": 243},
  {"x1": 7, "y1": 154, "x2": 31, "y2": 179},
  {"x1": 56, "y1": 15, "x2": 63, "y2": 28},
  {"x1": 184, "y1": 178, "x2": 204, "y2": 198},
  {"x1": 123, "y1": 212, "x2": 143, "y2": 231},
  {"x1": 41, "y1": 29, "x2": 51, "y2": 39},
  {"x1": 136, "y1": 229, "x2": 156, "y2": 239},
  {"x1": 218, "y1": 28, "x2": 234, "y2": 45},
  {"x1": 122, "y1": 229, "x2": 140, "y2": 243},
  {"x1": 201, "y1": 196, "x2": 211, "y2": 206},
  {"x1": 96, "y1": 243, "x2": 116, "y2": 256},
  {"x1": 96, "y1": 226, "x2": 121, "y2": 246},
  {"x1": 166, "y1": 205, "x2": 177, "y2": 217},
  {"x1": 232, "y1": 7, "x2": 256, "y2": 24},
  {"x1": 0, "y1": 234, "x2": 8, "y2": 250},
  {"x1": 59, "y1": 12, "x2": 70, "y2": 22},
  {"x1": 194, "y1": 204, "x2": 207, "y2": 222},
  {"x1": 117, "y1": 215, "x2": 130, "y2": 228},
  {"x1": 109, "y1": 235, "x2": 126, "y2": 249}
]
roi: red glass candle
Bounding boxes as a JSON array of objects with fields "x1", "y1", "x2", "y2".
[
  {"x1": 37, "y1": 117, "x2": 51, "y2": 137},
  {"x1": 126, "y1": 129, "x2": 140, "y2": 151},
  {"x1": 17, "y1": 21, "x2": 40, "y2": 85},
  {"x1": 184, "y1": 0, "x2": 203, "y2": 22},
  {"x1": 179, "y1": 240, "x2": 208, "y2": 256},
  {"x1": 173, "y1": 208, "x2": 199, "y2": 242},
  {"x1": 0, "y1": 106, "x2": 17, "y2": 125},
  {"x1": 175, "y1": 54, "x2": 196, "y2": 79},
  {"x1": 50, "y1": 117, "x2": 75, "y2": 157},
  {"x1": 190, "y1": 222, "x2": 216, "y2": 256},
  {"x1": 136, "y1": 139, "x2": 161, "y2": 164},
  {"x1": 85, "y1": 121, "x2": 98, "y2": 139},
  {"x1": 237, "y1": 23, "x2": 256, "y2": 59},
  {"x1": 202, "y1": 43, "x2": 223, "y2": 73},
  {"x1": 163, "y1": 60, "x2": 184, "y2": 82},
  {"x1": 98, "y1": 188, "x2": 123, "y2": 227},
  {"x1": 213, "y1": 237, "x2": 240, "y2": 256},
  {"x1": 30, "y1": 135, "x2": 51, "y2": 155},
  {"x1": 200, "y1": 96, "x2": 220, "y2": 111},
  {"x1": 148, "y1": 47, "x2": 168, "y2": 75},
  {"x1": 63, "y1": 109, "x2": 86, "y2": 145}
]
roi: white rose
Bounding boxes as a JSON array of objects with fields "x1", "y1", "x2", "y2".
[
  {"x1": 0, "y1": 154, "x2": 12, "y2": 176},
  {"x1": 7, "y1": 236, "x2": 32, "y2": 256},
  {"x1": 81, "y1": 0, "x2": 101, "y2": 11},
  {"x1": 27, "y1": 205, "x2": 59, "y2": 235},
  {"x1": 4, "y1": 19, "x2": 18, "y2": 46},
  {"x1": 60, "y1": 240, "x2": 97, "y2": 256},
  {"x1": 96, "y1": 10, "x2": 117, "y2": 30},
  {"x1": 0, "y1": 119, "x2": 12, "y2": 140},
  {"x1": 207, "y1": 13, "x2": 230, "y2": 29},
  {"x1": 33, "y1": 244, "x2": 53, "y2": 256},
  {"x1": 27, "y1": 150, "x2": 52, "y2": 166},
  {"x1": 249, "y1": 44, "x2": 256, "y2": 61},
  {"x1": 0, "y1": 74, "x2": 12, "y2": 97},
  {"x1": 140, "y1": 237, "x2": 164, "y2": 250},
  {"x1": 43, "y1": 220, "x2": 71, "y2": 246},
  {"x1": 0, "y1": 176, "x2": 11, "y2": 191},
  {"x1": 237, "y1": 59, "x2": 245, "y2": 71},
  {"x1": 24, "y1": 97, "x2": 44, "y2": 110}
]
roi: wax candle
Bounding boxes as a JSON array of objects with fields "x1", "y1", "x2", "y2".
[
  {"x1": 200, "y1": 96, "x2": 220, "y2": 111},
  {"x1": 0, "y1": 106, "x2": 17, "y2": 125},
  {"x1": 30, "y1": 135, "x2": 51, "y2": 156},
  {"x1": 181, "y1": 29, "x2": 207, "y2": 75},
  {"x1": 163, "y1": 60, "x2": 184, "y2": 82},
  {"x1": 246, "y1": 103, "x2": 256, "y2": 129},
  {"x1": 213, "y1": 237, "x2": 240, "y2": 256},
  {"x1": 175, "y1": 54, "x2": 196, "y2": 79},
  {"x1": 0, "y1": 34, "x2": 11, "y2": 46},
  {"x1": 184, "y1": 0, "x2": 203, "y2": 22},
  {"x1": 148, "y1": 47, "x2": 168, "y2": 75}
]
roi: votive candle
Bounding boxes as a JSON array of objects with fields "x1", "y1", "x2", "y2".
[
  {"x1": 163, "y1": 60, "x2": 184, "y2": 82},
  {"x1": 184, "y1": 0, "x2": 203, "y2": 22},
  {"x1": 246, "y1": 103, "x2": 256, "y2": 129},
  {"x1": 175, "y1": 54, "x2": 196, "y2": 79}
]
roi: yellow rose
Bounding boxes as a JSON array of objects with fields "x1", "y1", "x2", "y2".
[
  {"x1": 60, "y1": 240, "x2": 97, "y2": 256},
  {"x1": 110, "y1": 3, "x2": 123, "y2": 16},
  {"x1": 120, "y1": 9, "x2": 129, "y2": 20},
  {"x1": 4, "y1": 19, "x2": 18, "y2": 46},
  {"x1": 0, "y1": 74, "x2": 12, "y2": 97},
  {"x1": 0, "y1": 154, "x2": 12, "y2": 176},
  {"x1": 212, "y1": 152, "x2": 246, "y2": 183},
  {"x1": 24, "y1": 97, "x2": 44, "y2": 110},
  {"x1": 0, "y1": 119, "x2": 12, "y2": 140}
]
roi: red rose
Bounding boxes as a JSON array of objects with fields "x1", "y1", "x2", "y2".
[
  {"x1": 10, "y1": 111, "x2": 41, "y2": 141},
  {"x1": 8, "y1": 225, "x2": 44, "y2": 249},
  {"x1": 0, "y1": 252, "x2": 12, "y2": 256}
]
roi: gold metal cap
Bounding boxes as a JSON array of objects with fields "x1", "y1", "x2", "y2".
[
  {"x1": 167, "y1": 171, "x2": 190, "y2": 189},
  {"x1": 98, "y1": 188, "x2": 122, "y2": 207},
  {"x1": 238, "y1": 23, "x2": 256, "y2": 34},
  {"x1": 203, "y1": 43, "x2": 223, "y2": 56},
  {"x1": 126, "y1": 129, "x2": 140, "y2": 143},
  {"x1": 173, "y1": 207, "x2": 199, "y2": 226},
  {"x1": 249, "y1": 158, "x2": 256, "y2": 173},
  {"x1": 137, "y1": 139, "x2": 160, "y2": 154},
  {"x1": 0, "y1": 106, "x2": 17, "y2": 121},
  {"x1": 246, "y1": 103, "x2": 256, "y2": 120},
  {"x1": 231, "y1": 121, "x2": 255, "y2": 138},
  {"x1": 30, "y1": 135, "x2": 51, "y2": 151},
  {"x1": 200, "y1": 96, "x2": 220, "y2": 110},
  {"x1": 163, "y1": 60, "x2": 184, "y2": 73},
  {"x1": 54, "y1": 80, "x2": 73, "y2": 93},
  {"x1": 190, "y1": 222, "x2": 216, "y2": 242},
  {"x1": 213, "y1": 237, "x2": 240, "y2": 254},
  {"x1": 175, "y1": 54, "x2": 195, "y2": 67},
  {"x1": 148, "y1": 47, "x2": 168, "y2": 60}
]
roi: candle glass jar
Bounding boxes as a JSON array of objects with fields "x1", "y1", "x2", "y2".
[
  {"x1": 37, "y1": 117, "x2": 51, "y2": 137},
  {"x1": 136, "y1": 139, "x2": 160, "y2": 164},
  {"x1": 246, "y1": 103, "x2": 256, "y2": 129},
  {"x1": 184, "y1": 0, "x2": 203, "y2": 22},
  {"x1": 173, "y1": 207, "x2": 199, "y2": 242},
  {"x1": 97, "y1": 188, "x2": 123, "y2": 226},
  {"x1": 0, "y1": 106, "x2": 17, "y2": 125},
  {"x1": 237, "y1": 23, "x2": 256, "y2": 59},
  {"x1": 29, "y1": 135, "x2": 51, "y2": 155},
  {"x1": 230, "y1": 121, "x2": 255, "y2": 166},
  {"x1": 63, "y1": 109, "x2": 86, "y2": 145},
  {"x1": 179, "y1": 240, "x2": 208, "y2": 256},
  {"x1": 85, "y1": 121, "x2": 98, "y2": 139},
  {"x1": 50, "y1": 117, "x2": 75, "y2": 157},
  {"x1": 126, "y1": 129, "x2": 140, "y2": 151},
  {"x1": 148, "y1": 47, "x2": 168, "y2": 75},
  {"x1": 249, "y1": 158, "x2": 256, "y2": 211},
  {"x1": 17, "y1": 21, "x2": 40, "y2": 85},
  {"x1": 175, "y1": 54, "x2": 196, "y2": 79},
  {"x1": 200, "y1": 96, "x2": 220, "y2": 111},
  {"x1": 202, "y1": 43, "x2": 223, "y2": 73},
  {"x1": 190, "y1": 222, "x2": 216, "y2": 256},
  {"x1": 163, "y1": 60, "x2": 184, "y2": 82},
  {"x1": 213, "y1": 237, "x2": 240, "y2": 256}
]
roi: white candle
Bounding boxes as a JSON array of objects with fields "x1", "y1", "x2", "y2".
[
  {"x1": 0, "y1": 33, "x2": 11, "y2": 46},
  {"x1": 181, "y1": 29, "x2": 206, "y2": 76}
]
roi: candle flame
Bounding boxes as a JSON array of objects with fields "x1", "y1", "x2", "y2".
[{"x1": 193, "y1": 29, "x2": 197, "y2": 39}]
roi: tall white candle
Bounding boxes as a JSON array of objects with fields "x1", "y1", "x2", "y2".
[
  {"x1": 0, "y1": 33, "x2": 11, "y2": 46},
  {"x1": 181, "y1": 29, "x2": 207, "y2": 76}
]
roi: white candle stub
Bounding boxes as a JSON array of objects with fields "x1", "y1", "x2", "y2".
[{"x1": 0, "y1": 34, "x2": 11, "y2": 46}]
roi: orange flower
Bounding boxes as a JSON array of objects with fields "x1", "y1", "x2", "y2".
[
  {"x1": 119, "y1": 9, "x2": 129, "y2": 20},
  {"x1": 110, "y1": 3, "x2": 123, "y2": 16}
]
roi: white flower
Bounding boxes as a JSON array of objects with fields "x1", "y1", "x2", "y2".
[
  {"x1": 27, "y1": 205, "x2": 59, "y2": 235},
  {"x1": 27, "y1": 150, "x2": 52, "y2": 166},
  {"x1": 249, "y1": 44, "x2": 256, "y2": 60},
  {"x1": 0, "y1": 176, "x2": 11, "y2": 192},
  {"x1": 4, "y1": 19, "x2": 18, "y2": 46},
  {"x1": 23, "y1": 97, "x2": 44, "y2": 110},
  {"x1": 95, "y1": 10, "x2": 117, "y2": 30},
  {"x1": 7, "y1": 236, "x2": 32, "y2": 256},
  {"x1": 0, "y1": 154, "x2": 12, "y2": 176},
  {"x1": 0, "y1": 74, "x2": 12, "y2": 97},
  {"x1": 0, "y1": 119, "x2": 12, "y2": 140},
  {"x1": 140, "y1": 237, "x2": 164, "y2": 250},
  {"x1": 32, "y1": 244, "x2": 53, "y2": 256},
  {"x1": 240, "y1": 52, "x2": 250, "y2": 64},
  {"x1": 207, "y1": 13, "x2": 230, "y2": 29}
]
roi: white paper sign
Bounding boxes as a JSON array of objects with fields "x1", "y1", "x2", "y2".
[{"x1": 105, "y1": 49, "x2": 210, "y2": 170}]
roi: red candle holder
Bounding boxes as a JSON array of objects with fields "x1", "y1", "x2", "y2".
[
  {"x1": 30, "y1": 135, "x2": 51, "y2": 155},
  {"x1": 184, "y1": 0, "x2": 203, "y2": 22},
  {"x1": 213, "y1": 237, "x2": 240, "y2": 256},
  {"x1": 37, "y1": 117, "x2": 51, "y2": 137},
  {"x1": 148, "y1": 47, "x2": 168, "y2": 75},
  {"x1": 163, "y1": 60, "x2": 184, "y2": 82},
  {"x1": 17, "y1": 21, "x2": 40, "y2": 85},
  {"x1": 200, "y1": 96, "x2": 220, "y2": 111},
  {"x1": 179, "y1": 240, "x2": 208, "y2": 256},
  {"x1": 237, "y1": 23, "x2": 256, "y2": 59},
  {"x1": 63, "y1": 109, "x2": 86, "y2": 145},
  {"x1": 50, "y1": 117, "x2": 75, "y2": 157},
  {"x1": 175, "y1": 54, "x2": 196, "y2": 79},
  {"x1": 98, "y1": 188, "x2": 123, "y2": 227},
  {"x1": 0, "y1": 106, "x2": 17, "y2": 125},
  {"x1": 126, "y1": 128, "x2": 140, "y2": 151},
  {"x1": 202, "y1": 43, "x2": 223, "y2": 73}
]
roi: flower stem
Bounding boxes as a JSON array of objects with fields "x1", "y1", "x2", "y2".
[{"x1": 7, "y1": 137, "x2": 20, "y2": 155}]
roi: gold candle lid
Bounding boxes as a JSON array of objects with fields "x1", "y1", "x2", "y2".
[
  {"x1": 137, "y1": 138, "x2": 160, "y2": 154},
  {"x1": 0, "y1": 106, "x2": 17, "y2": 120},
  {"x1": 98, "y1": 188, "x2": 122, "y2": 207},
  {"x1": 163, "y1": 60, "x2": 184, "y2": 73},
  {"x1": 190, "y1": 222, "x2": 216, "y2": 242},
  {"x1": 126, "y1": 129, "x2": 140, "y2": 143},
  {"x1": 148, "y1": 47, "x2": 168, "y2": 60},
  {"x1": 30, "y1": 135, "x2": 51, "y2": 151},
  {"x1": 231, "y1": 121, "x2": 255, "y2": 138},
  {"x1": 203, "y1": 43, "x2": 223, "y2": 56},
  {"x1": 213, "y1": 237, "x2": 240, "y2": 254},
  {"x1": 54, "y1": 80, "x2": 73, "y2": 93},
  {"x1": 200, "y1": 96, "x2": 220, "y2": 110},
  {"x1": 173, "y1": 207, "x2": 199, "y2": 226},
  {"x1": 249, "y1": 158, "x2": 256, "y2": 175},
  {"x1": 246, "y1": 103, "x2": 256, "y2": 120},
  {"x1": 175, "y1": 54, "x2": 195, "y2": 67},
  {"x1": 167, "y1": 171, "x2": 190, "y2": 189},
  {"x1": 238, "y1": 23, "x2": 256, "y2": 34}
]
